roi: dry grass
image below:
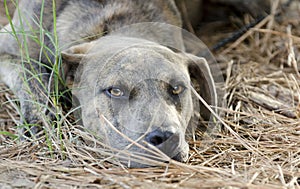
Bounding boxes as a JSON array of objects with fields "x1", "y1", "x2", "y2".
[{"x1": 1, "y1": 1, "x2": 300, "y2": 188}]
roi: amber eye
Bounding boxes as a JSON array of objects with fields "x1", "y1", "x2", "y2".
[
  {"x1": 171, "y1": 85, "x2": 185, "y2": 95},
  {"x1": 105, "y1": 87, "x2": 124, "y2": 98}
]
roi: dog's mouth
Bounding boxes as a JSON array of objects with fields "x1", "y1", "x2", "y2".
[
  {"x1": 172, "y1": 150, "x2": 189, "y2": 162},
  {"x1": 114, "y1": 133, "x2": 189, "y2": 168}
]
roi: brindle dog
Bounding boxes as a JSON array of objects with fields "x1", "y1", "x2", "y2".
[{"x1": 0, "y1": 0, "x2": 216, "y2": 167}]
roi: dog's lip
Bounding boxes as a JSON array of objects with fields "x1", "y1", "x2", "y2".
[{"x1": 171, "y1": 151, "x2": 189, "y2": 162}]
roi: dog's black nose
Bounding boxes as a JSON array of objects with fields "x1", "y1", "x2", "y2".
[{"x1": 145, "y1": 129, "x2": 174, "y2": 146}]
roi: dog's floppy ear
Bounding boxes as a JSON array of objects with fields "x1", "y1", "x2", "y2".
[
  {"x1": 60, "y1": 42, "x2": 95, "y2": 88},
  {"x1": 61, "y1": 42, "x2": 95, "y2": 64},
  {"x1": 183, "y1": 53, "x2": 217, "y2": 122}
]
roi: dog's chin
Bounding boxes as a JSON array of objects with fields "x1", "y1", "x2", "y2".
[{"x1": 118, "y1": 148, "x2": 189, "y2": 168}]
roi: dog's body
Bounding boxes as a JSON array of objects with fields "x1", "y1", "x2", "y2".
[{"x1": 0, "y1": 0, "x2": 216, "y2": 167}]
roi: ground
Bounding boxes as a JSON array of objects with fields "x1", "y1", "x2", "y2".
[{"x1": 0, "y1": 1, "x2": 300, "y2": 188}]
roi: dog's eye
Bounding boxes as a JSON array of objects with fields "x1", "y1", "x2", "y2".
[
  {"x1": 105, "y1": 87, "x2": 124, "y2": 98},
  {"x1": 171, "y1": 85, "x2": 185, "y2": 95}
]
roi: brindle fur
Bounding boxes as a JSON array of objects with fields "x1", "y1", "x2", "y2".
[{"x1": 0, "y1": 0, "x2": 216, "y2": 167}]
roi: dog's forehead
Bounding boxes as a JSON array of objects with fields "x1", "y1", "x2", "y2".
[
  {"x1": 119, "y1": 47, "x2": 182, "y2": 69},
  {"x1": 103, "y1": 46, "x2": 190, "y2": 85},
  {"x1": 78, "y1": 37, "x2": 191, "y2": 89}
]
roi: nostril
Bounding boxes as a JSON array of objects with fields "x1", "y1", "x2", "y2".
[
  {"x1": 145, "y1": 129, "x2": 174, "y2": 146},
  {"x1": 149, "y1": 135, "x2": 163, "y2": 146}
]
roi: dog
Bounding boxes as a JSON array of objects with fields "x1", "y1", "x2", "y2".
[{"x1": 0, "y1": 0, "x2": 217, "y2": 167}]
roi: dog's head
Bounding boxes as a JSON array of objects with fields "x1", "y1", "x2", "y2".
[{"x1": 62, "y1": 36, "x2": 216, "y2": 167}]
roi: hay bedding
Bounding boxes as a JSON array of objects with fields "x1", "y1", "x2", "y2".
[{"x1": 0, "y1": 1, "x2": 300, "y2": 188}]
